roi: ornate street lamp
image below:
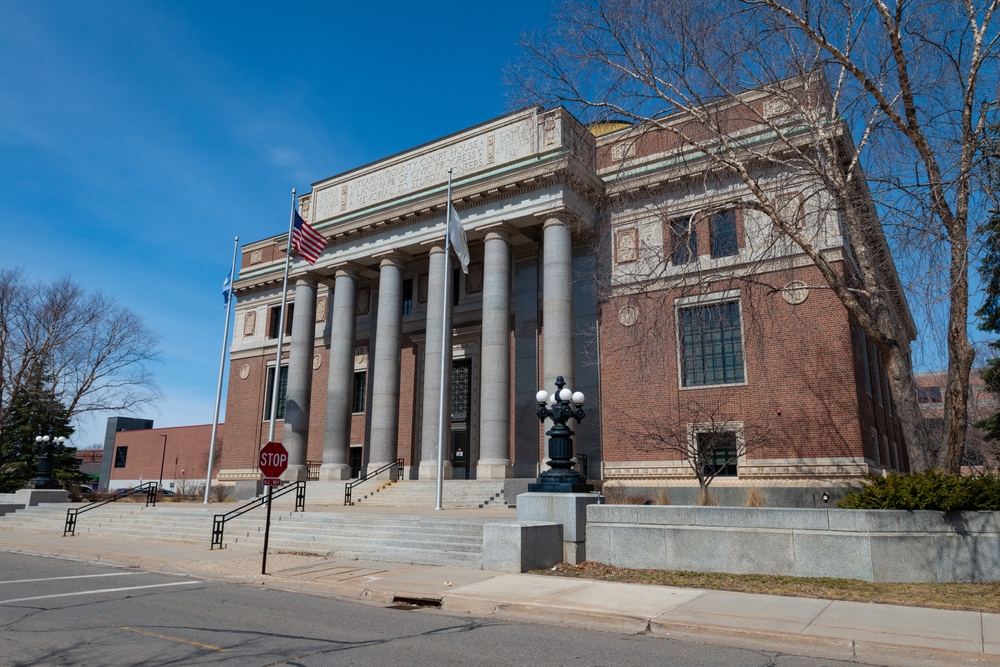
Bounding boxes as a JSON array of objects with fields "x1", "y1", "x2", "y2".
[
  {"x1": 25, "y1": 435, "x2": 67, "y2": 490},
  {"x1": 529, "y1": 376, "x2": 593, "y2": 493}
]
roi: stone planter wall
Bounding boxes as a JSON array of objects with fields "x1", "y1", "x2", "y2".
[{"x1": 586, "y1": 505, "x2": 1000, "y2": 582}]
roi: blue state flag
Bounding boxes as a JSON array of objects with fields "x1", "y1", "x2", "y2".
[{"x1": 222, "y1": 271, "x2": 233, "y2": 307}]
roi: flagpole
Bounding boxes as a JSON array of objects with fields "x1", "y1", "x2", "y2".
[
  {"x1": 434, "y1": 169, "x2": 454, "y2": 511},
  {"x1": 204, "y1": 235, "x2": 239, "y2": 503},
  {"x1": 268, "y1": 189, "x2": 297, "y2": 447}
]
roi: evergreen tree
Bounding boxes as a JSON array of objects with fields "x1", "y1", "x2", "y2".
[
  {"x1": 975, "y1": 210, "x2": 1000, "y2": 443},
  {"x1": 0, "y1": 364, "x2": 80, "y2": 493}
]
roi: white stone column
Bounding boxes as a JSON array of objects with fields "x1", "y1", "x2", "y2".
[
  {"x1": 418, "y1": 241, "x2": 452, "y2": 480},
  {"x1": 367, "y1": 252, "x2": 406, "y2": 478},
  {"x1": 543, "y1": 214, "x2": 575, "y2": 402},
  {"x1": 477, "y1": 224, "x2": 515, "y2": 479},
  {"x1": 281, "y1": 274, "x2": 318, "y2": 481},
  {"x1": 321, "y1": 263, "x2": 361, "y2": 481}
]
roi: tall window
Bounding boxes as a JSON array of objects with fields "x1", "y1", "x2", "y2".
[
  {"x1": 917, "y1": 386, "x2": 943, "y2": 403},
  {"x1": 267, "y1": 305, "x2": 294, "y2": 338},
  {"x1": 452, "y1": 268, "x2": 461, "y2": 305},
  {"x1": 264, "y1": 366, "x2": 289, "y2": 420},
  {"x1": 353, "y1": 371, "x2": 367, "y2": 413},
  {"x1": 113, "y1": 446, "x2": 128, "y2": 468},
  {"x1": 670, "y1": 218, "x2": 696, "y2": 265},
  {"x1": 697, "y1": 431, "x2": 738, "y2": 477},
  {"x1": 710, "y1": 210, "x2": 738, "y2": 258},
  {"x1": 679, "y1": 301, "x2": 745, "y2": 387},
  {"x1": 402, "y1": 278, "x2": 413, "y2": 315}
]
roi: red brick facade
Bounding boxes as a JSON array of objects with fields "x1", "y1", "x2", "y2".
[{"x1": 109, "y1": 424, "x2": 223, "y2": 488}]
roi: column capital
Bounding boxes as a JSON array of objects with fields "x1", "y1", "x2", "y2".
[
  {"x1": 535, "y1": 210, "x2": 573, "y2": 229},
  {"x1": 481, "y1": 222, "x2": 518, "y2": 243},
  {"x1": 293, "y1": 272, "x2": 321, "y2": 287},
  {"x1": 372, "y1": 250, "x2": 411, "y2": 268},
  {"x1": 330, "y1": 261, "x2": 365, "y2": 279},
  {"x1": 420, "y1": 237, "x2": 447, "y2": 254}
]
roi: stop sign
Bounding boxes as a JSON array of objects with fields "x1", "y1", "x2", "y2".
[{"x1": 258, "y1": 441, "x2": 289, "y2": 479}]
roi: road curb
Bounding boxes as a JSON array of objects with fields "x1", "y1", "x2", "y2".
[{"x1": 4, "y1": 543, "x2": 998, "y2": 667}]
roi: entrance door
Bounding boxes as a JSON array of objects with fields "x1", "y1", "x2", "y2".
[
  {"x1": 349, "y1": 446, "x2": 363, "y2": 479},
  {"x1": 451, "y1": 359, "x2": 472, "y2": 480}
]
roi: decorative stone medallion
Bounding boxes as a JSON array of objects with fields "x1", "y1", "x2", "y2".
[
  {"x1": 357, "y1": 287, "x2": 370, "y2": 315},
  {"x1": 243, "y1": 310, "x2": 256, "y2": 336},
  {"x1": 615, "y1": 227, "x2": 638, "y2": 264},
  {"x1": 466, "y1": 262, "x2": 484, "y2": 294},
  {"x1": 316, "y1": 296, "x2": 327, "y2": 322},
  {"x1": 312, "y1": 354, "x2": 322, "y2": 370},
  {"x1": 354, "y1": 345, "x2": 369, "y2": 368},
  {"x1": 239, "y1": 364, "x2": 250, "y2": 380},
  {"x1": 250, "y1": 249, "x2": 263, "y2": 265},
  {"x1": 782, "y1": 280, "x2": 809, "y2": 305},
  {"x1": 618, "y1": 304, "x2": 639, "y2": 327}
]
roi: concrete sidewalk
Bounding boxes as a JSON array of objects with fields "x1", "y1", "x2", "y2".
[{"x1": 1, "y1": 528, "x2": 997, "y2": 667}]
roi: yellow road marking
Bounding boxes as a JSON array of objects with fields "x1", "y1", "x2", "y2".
[{"x1": 116, "y1": 626, "x2": 228, "y2": 652}]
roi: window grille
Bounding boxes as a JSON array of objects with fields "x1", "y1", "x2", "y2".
[{"x1": 679, "y1": 302, "x2": 745, "y2": 386}]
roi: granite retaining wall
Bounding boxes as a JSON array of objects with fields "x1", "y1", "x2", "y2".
[{"x1": 586, "y1": 505, "x2": 1000, "y2": 582}]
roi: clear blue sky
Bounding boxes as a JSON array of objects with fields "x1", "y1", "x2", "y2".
[{"x1": 0, "y1": 1, "x2": 554, "y2": 448}]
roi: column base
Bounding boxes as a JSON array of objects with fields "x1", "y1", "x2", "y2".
[
  {"x1": 319, "y1": 464, "x2": 351, "y2": 481},
  {"x1": 418, "y1": 462, "x2": 453, "y2": 480},
  {"x1": 476, "y1": 460, "x2": 512, "y2": 479},
  {"x1": 281, "y1": 466, "x2": 308, "y2": 482},
  {"x1": 365, "y1": 462, "x2": 399, "y2": 481}
]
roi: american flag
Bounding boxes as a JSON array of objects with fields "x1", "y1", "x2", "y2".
[{"x1": 292, "y1": 211, "x2": 326, "y2": 264}]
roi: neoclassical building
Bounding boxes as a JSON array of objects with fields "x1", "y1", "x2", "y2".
[{"x1": 218, "y1": 82, "x2": 912, "y2": 493}]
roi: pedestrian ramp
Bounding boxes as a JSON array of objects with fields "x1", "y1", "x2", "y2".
[{"x1": 0, "y1": 503, "x2": 502, "y2": 569}]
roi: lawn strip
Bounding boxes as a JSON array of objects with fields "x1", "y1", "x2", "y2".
[{"x1": 534, "y1": 561, "x2": 1000, "y2": 614}]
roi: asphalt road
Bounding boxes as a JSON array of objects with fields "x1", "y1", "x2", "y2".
[{"x1": 0, "y1": 552, "x2": 875, "y2": 667}]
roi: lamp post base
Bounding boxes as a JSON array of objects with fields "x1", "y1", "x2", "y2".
[{"x1": 528, "y1": 480, "x2": 593, "y2": 493}]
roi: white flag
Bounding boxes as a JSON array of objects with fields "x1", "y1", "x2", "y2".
[{"x1": 448, "y1": 202, "x2": 470, "y2": 274}]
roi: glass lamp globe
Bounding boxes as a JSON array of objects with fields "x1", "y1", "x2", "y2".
[
  {"x1": 558, "y1": 388, "x2": 573, "y2": 402},
  {"x1": 56, "y1": 437, "x2": 66, "y2": 444},
  {"x1": 547, "y1": 392, "x2": 557, "y2": 405},
  {"x1": 42, "y1": 435, "x2": 50, "y2": 442},
  {"x1": 572, "y1": 391, "x2": 585, "y2": 404},
  {"x1": 35, "y1": 436, "x2": 43, "y2": 443},
  {"x1": 535, "y1": 390, "x2": 549, "y2": 403}
]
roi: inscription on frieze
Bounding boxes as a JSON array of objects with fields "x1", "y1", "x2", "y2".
[{"x1": 310, "y1": 117, "x2": 535, "y2": 222}]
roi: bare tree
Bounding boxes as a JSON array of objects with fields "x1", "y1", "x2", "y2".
[
  {"x1": 0, "y1": 268, "x2": 161, "y2": 443},
  {"x1": 511, "y1": 0, "x2": 1000, "y2": 471}
]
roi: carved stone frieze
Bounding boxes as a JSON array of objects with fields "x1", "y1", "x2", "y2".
[
  {"x1": 466, "y1": 262, "x2": 484, "y2": 294},
  {"x1": 356, "y1": 287, "x2": 371, "y2": 315},
  {"x1": 243, "y1": 310, "x2": 256, "y2": 336}
]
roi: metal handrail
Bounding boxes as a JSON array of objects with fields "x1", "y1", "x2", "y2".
[
  {"x1": 577, "y1": 453, "x2": 589, "y2": 480},
  {"x1": 64, "y1": 482, "x2": 157, "y2": 536},
  {"x1": 344, "y1": 458, "x2": 404, "y2": 506},
  {"x1": 210, "y1": 480, "x2": 305, "y2": 549}
]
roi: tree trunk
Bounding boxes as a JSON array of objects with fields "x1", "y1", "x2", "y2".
[
  {"x1": 937, "y1": 231, "x2": 975, "y2": 473},
  {"x1": 885, "y1": 342, "x2": 934, "y2": 471}
]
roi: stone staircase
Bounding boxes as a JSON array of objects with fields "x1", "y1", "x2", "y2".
[
  {"x1": 347, "y1": 480, "x2": 510, "y2": 508},
  {"x1": 0, "y1": 502, "x2": 501, "y2": 569}
]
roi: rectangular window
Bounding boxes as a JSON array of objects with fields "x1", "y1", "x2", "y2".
[
  {"x1": 679, "y1": 301, "x2": 745, "y2": 387},
  {"x1": 710, "y1": 210, "x2": 738, "y2": 258},
  {"x1": 402, "y1": 278, "x2": 413, "y2": 315},
  {"x1": 453, "y1": 268, "x2": 461, "y2": 306},
  {"x1": 113, "y1": 447, "x2": 128, "y2": 468},
  {"x1": 860, "y1": 328, "x2": 871, "y2": 394},
  {"x1": 353, "y1": 371, "x2": 367, "y2": 413},
  {"x1": 285, "y1": 303, "x2": 294, "y2": 336},
  {"x1": 871, "y1": 427, "x2": 881, "y2": 466},
  {"x1": 670, "y1": 218, "x2": 696, "y2": 265},
  {"x1": 917, "y1": 386, "x2": 943, "y2": 403},
  {"x1": 264, "y1": 366, "x2": 289, "y2": 420},
  {"x1": 268, "y1": 307, "x2": 281, "y2": 339},
  {"x1": 697, "y1": 431, "x2": 738, "y2": 477}
]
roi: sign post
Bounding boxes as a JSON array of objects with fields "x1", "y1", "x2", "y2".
[{"x1": 257, "y1": 441, "x2": 288, "y2": 575}]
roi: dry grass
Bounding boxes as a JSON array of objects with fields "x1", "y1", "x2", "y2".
[
  {"x1": 538, "y1": 561, "x2": 1000, "y2": 613},
  {"x1": 653, "y1": 488, "x2": 670, "y2": 506},
  {"x1": 745, "y1": 487, "x2": 765, "y2": 507},
  {"x1": 698, "y1": 489, "x2": 718, "y2": 506}
]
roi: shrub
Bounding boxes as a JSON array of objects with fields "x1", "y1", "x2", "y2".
[{"x1": 838, "y1": 471, "x2": 1000, "y2": 511}]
